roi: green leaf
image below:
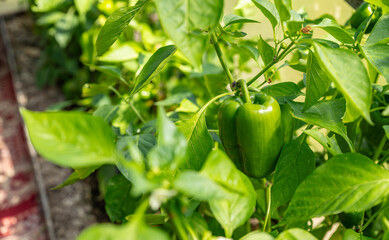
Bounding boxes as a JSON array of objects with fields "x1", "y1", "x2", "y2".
[
  {"x1": 93, "y1": 105, "x2": 119, "y2": 123},
  {"x1": 31, "y1": 0, "x2": 67, "y2": 12},
  {"x1": 204, "y1": 74, "x2": 229, "y2": 96},
  {"x1": 240, "y1": 231, "x2": 275, "y2": 240},
  {"x1": 94, "y1": 65, "x2": 126, "y2": 84},
  {"x1": 365, "y1": 13, "x2": 389, "y2": 47},
  {"x1": 304, "y1": 52, "x2": 331, "y2": 111},
  {"x1": 148, "y1": 107, "x2": 187, "y2": 170},
  {"x1": 258, "y1": 36, "x2": 275, "y2": 65},
  {"x1": 201, "y1": 150, "x2": 256, "y2": 238},
  {"x1": 277, "y1": 228, "x2": 318, "y2": 240},
  {"x1": 131, "y1": 45, "x2": 176, "y2": 96},
  {"x1": 74, "y1": 0, "x2": 96, "y2": 22},
  {"x1": 20, "y1": 109, "x2": 117, "y2": 168},
  {"x1": 384, "y1": 125, "x2": 389, "y2": 139},
  {"x1": 53, "y1": 9, "x2": 79, "y2": 48},
  {"x1": 77, "y1": 201, "x2": 169, "y2": 240},
  {"x1": 343, "y1": 229, "x2": 376, "y2": 240},
  {"x1": 174, "y1": 171, "x2": 231, "y2": 201},
  {"x1": 105, "y1": 174, "x2": 139, "y2": 222},
  {"x1": 313, "y1": 18, "x2": 355, "y2": 44},
  {"x1": 223, "y1": 14, "x2": 259, "y2": 27},
  {"x1": 176, "y1": 106, "x2": 214, "y2": 170},
  {"x1": 96, "y1": 0, "x2": 149, "y2": 56},
  {"x1": 275, "y1": 0, "x2": 291, "y2": 22},
  {"x1": 262, "y1": 82, "x2": 303, "y2": 104},
  {"x1": 251, "y1": 0, "x2": 280, "y2": 29},
  {"x1": 286, "y1": 10, "x2": 303, "y2": 36},
  {"x1": 283, "y1": 153, "x2": 389, "y2": 224},
  {"x1": 271, "y1": 135, "x2": 315, "y2": 213},
  {"x1": 289, "y1": 99, "x2": 353, "y2": 151},
  {"x1": 52, "y1": 166, "x2": 99, "y2": 190},
  {"x1": 362, "y1": 44, "x2": 389, "y2": 83},
  {"x1": 97, "y1": 43, "x2": 138, "y2": 62},
  {"x1": 304, "y1": 128, "x2": 342, "y2": 156},
  {"x1": 154, "y1": 0, "x2": 223, "y2": 67},
  {"x1": 313, "y1": 43, "x2": 372, "y2": 124}
]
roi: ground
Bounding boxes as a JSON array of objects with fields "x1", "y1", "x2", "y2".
[{"x1": 4, "y1": 13, "x2": 107, "y2": 240}]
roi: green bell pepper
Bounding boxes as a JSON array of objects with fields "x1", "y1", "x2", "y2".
[{"x1": 218, "y1": 80, "x2": 283, "y2": 178}]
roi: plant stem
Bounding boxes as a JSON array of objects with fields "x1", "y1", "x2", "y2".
[
  {"x1": 129, "y1": 101, "x2": 146, "y2": 124},
  {"x1": 247, "y1": 42, "x2": 294, "y2": 86},
  {"x1": 361, "y1": 204, "x2": 389, "y2": 232},
  {"x1": 373, "y1": 135, "x2": 387, "y2": 162},
  {"x1": 210, "y1": 31, "x2": 234, "y2": 86},
  {"x1": 238, "y1": 80, "x2": 251, "y2": 104},
  {"x1": 262, "y1": 179, "x2": 272, "y2": 232},
  {"x1": 169, "y1": 201, "x2": 190, "y2": 240}
]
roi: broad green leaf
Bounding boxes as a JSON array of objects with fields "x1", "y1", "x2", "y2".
[
  {"x1": 289, "y1": 99, "x2": 353, "y2": 151},
  {"x1": 362, "y1": 44, "x2": 389, "y2": 83},
  {"x1": 36, "y1": 12, "x2": 66, "y2": 26},
  {"x1": 365, "y1": 13, "x2": 389, "y2": 47},
  {"x1": 176, "y1": 105, "x2": 214, "y2": 170},
  {"x1": 52, "y1": 166, "x2": 99, "y2": 190},
  {"x1": 21, "y1": 109, "x2": 117, "y2": 168},
  {"x1": 252, "y1": 0, "x2": 280, "y2": 29},
  {"x1": 31, "y1": 0, "x2": 67, "y2": 12},
  {"x1": 223, "y1": 14, "x2": 259, "y2": 27},
  {"x1": 258, "y1": 36, "x2": 275, "y2": 65},
  {"x1": 275, "y1": 0, "x2": 291, "y2": 22},
  {"x1": 313, "y1": 43, "x2": 372, "y2": 124},
  {"x1": 240, "y1": 231, "x2": 275, "y2": 240},
  {"x1": 97, "y1": 43, "x2": 138, "y2": 62},
  {"x1": 304, "y1": 52, "x2": 331, "y2": 111},
  {"x1": 286, "y1": 10, "x2": 303, "y2": 36},
  {"x1": 117, "y1": 134, "x2": 156, "y2": 158},
  {"x1": 154, "y1": 0, "x2": 223, "y2": 67},
  {"x1": 131, "y1": 45, "x2": 176, "y2": 96},
  {"x1": 126, "y1": 214, "x2": 168, "y2": 225},
  {"x1": 271, "y1": 135, "x2": 315, "y2": 213},
  {"x1": 93, "y1": 105, "x2": 119, "y2": 123},
  {"x1": 105, "y1": 174, "x2": 139, "y2": 222},
  {"x1": 283, "y1": 153, "x2": 389, "y2": 224},
  {"x1": 204, "y1": 74, "x2": 229, "y2": 96},
  {"x1": 262, "y1": 82, "x2": 303, "y2": 104},
  {"x1": 94, "y1": 65, "x2": 126, "y2": 84},
  {"x1": 82, "y1": 83, "x2": 108, "y2": 97},
  {"x1": 53, "y1": 9, "x2": 79, "y2": 48},
  {"x1": 148, "y1": 107, "x2": 187, "y2": 170},
  {"x1": 343, "y1": 229, "x2": 377, "y2": 240},
  {"x1": 304, "y1": 128, "x2": 342, "y2": 156},
  {"x1": 174, "y1": 171, "x2": 231, "y2": 201},
  {"x1": 313, "y1": 18, "x2": 354, "y2": 44},
  {"x1": 74, "y1": 0, "x2": 96, "y2": 22},
  {"x1": 238, "y1": 44, "x2": 260, "y2": 61},
  {"x1": 77, "y1": 201, "x2": 169, "y2": 240},
  {"x1": 277, "y1": 228, "x2": 318, "y2": 240},
  {"x1": 96, "y1": 0, "x2": 149, "y2": 56},
  {"x1": 201, "y1": 150, "x2": 256, "y2": 238}
]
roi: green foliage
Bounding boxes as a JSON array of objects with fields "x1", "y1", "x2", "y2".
[{"x1": 25, "y1": 0, "x2": 389, "y2": 238}]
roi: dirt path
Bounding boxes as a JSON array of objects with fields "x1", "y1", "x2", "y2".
[{"x1": 3, "y1": 13, "x2": 101, "y2": 240}]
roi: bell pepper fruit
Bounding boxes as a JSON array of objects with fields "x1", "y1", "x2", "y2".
[{"x1": 218, "y1": 80, "x2": 283, "y2": 178}]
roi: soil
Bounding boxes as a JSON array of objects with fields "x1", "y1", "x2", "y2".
[{"x1": 4, "y1": 13, "x2": 107, "y2": 240}]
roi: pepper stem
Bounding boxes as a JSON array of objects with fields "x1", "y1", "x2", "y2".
[{"x1": 238, "y1": 79, "x2": 251, "y2": 104}]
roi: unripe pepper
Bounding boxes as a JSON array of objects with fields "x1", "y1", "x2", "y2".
[
  {"x1": 218, "y1": 80, "x2": 283, "y2": 178},
  {"x1": 338, "y1": 211, "x2": 364, "y2": 230},
  {"x1": 350, "y1": 2, "x2": 381, "y2": 33}
]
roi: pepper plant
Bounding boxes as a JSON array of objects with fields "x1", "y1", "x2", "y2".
[{"x1": 22, "y1": 0, "x2": 389, "y2": 239}]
